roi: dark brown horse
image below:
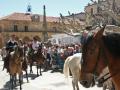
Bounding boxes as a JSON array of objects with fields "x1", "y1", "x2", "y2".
[
  {"x1": 28, "y1": 44, "x2": 45, "y2": 76},
  {"x1": 80, "y1": 25, "x2": 120, "y2": 90}
]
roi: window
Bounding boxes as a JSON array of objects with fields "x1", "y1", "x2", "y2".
[
  {"x1": 14, "y1": 25, "x2": 18, "y2": 32},
  {"x1": 31, "y1": 15, "x2": 40, "y2": 22},
  {"x1": 24, "y1": 26, "x2": 28, "y2": 32}
]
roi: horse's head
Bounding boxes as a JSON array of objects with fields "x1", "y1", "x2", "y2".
[
  {"x1": 14, "y1": 45, "x2": 24, "y2": 58},
  {"x1": 80, "y1": 25, "x2": 106, "y2": 88}
]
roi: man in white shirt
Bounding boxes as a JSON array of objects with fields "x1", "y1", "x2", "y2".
[{"x1": 32, "y1": 37, "x2": 41, "y2": 54}]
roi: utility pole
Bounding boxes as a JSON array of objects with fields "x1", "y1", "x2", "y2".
[{"x1": 42, "y1": 5, "x2": 48, "y2": 42}]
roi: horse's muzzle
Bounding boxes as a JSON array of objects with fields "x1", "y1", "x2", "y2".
[{"x1": 80, "y1": 80, "x2": 91, "y2": 88}]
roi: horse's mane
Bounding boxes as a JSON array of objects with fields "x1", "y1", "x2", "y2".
[
  {"x1": 84, "y1": 34, "x2": 94, "y2": 46},
  {"x1": 102, "y1": 33, "x2": 120, "y2": 57}
]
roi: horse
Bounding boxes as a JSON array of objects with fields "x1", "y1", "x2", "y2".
[
  {"x1": 63, "y1": 53, "x2": 95, "y2": 90},
  {"x1": 8, "y1": 45, "x2": 24, "y2": 90},
  {"x1": 27, "y1": 44, "x2": 45, "y2": 76},
  {"x1": 80, "y1": 25, "x2": 120, "y2": 90}
]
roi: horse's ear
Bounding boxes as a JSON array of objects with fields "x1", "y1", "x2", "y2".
[{"x1": 94, "y1": 25, "x2": 106, "y2": 40}]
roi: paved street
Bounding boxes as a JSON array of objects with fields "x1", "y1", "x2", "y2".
[{"x1": 0, "y1": 57, "x2": 102, "y2": 90}]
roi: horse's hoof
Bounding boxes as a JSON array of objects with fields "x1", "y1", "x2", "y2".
[{"x1": 40, "y1": 74, "x2": 42, "y2": 76}]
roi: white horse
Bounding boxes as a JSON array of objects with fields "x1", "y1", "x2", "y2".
[
  {"x1": 63, "y1": 53, "x2": 82, "y2": 90},
  {"x1": 63, "y1": 53, "x2": 95, "y2": 90}
]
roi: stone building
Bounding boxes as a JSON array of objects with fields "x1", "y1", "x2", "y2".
[
  {"x1": 0, "y1": 12, "x2": 63, "y2": 47},
  {"x1": 85, "y1": 0, "x2": 120, "y2": 26}
]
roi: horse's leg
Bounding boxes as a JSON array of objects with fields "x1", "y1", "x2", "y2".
[
  {"x1": 25, "y1": 70, "x2": 29, "y2": 83},
  {"x1": 30, "y1": 63, "x2": 33, "y2": 74},
  {"x1": 72, "y1": 80, "x2": 76, "y2": 90},
  {"x1": 21, "y1": 72, "x2": 24, "y2": 84},
  {"x1": 37, "y1": 64, "x2": 39, "y2": 76},
  {"x1": 10, "y1": 75, "x2": 14, "y2": 90},
  {"x1": 39, "y1": 65, "x2": 42, "y2": 76},
  {"x1": 43, "y1": 60, "x2": 48, "y2": 71},
  {"x1": 9, "y1": 75, "x2": 11, "y2": 90},
  {"x1": 72, "y1": 78, "x2": 79, "y2": 90},
  {"x1": 76, "y1": 81, "x2": 79, "y2": 90},
  {"x1": 13, "y1": 74, "x2": 17, "y2": 87},
  {"x1": 9, "y1": 74, "x2": 13, "y2": 90},
  {"x1": 19, "y1": 74, "x2": 22, "y2": 90}
]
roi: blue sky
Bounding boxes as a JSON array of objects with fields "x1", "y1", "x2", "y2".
[{"x1": 0, "y1": 0, "x2": 91, "y2": 17}]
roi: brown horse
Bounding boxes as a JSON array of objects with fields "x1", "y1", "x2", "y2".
[
  {"x1": 8, "y1": 45, "x2": 24, "y2": 90},
  {"x1": 28, "y1": 44, "x2": 45, "y2": 76},
  {"x1": 80, "y1": 25, "x2": 120, "y2": 90}
]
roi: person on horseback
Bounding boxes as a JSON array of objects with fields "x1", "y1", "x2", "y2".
[
  {"x1": 3, "y1": 35, "x2": 18, "y2": 72},
  {"x1": 6, "y1": 35, "x2": 18, "y2": 53},
  {"x1": 32, "y1": 37, "x2": 42, "y2": 53},
  {"x1": 28, "y1": 37, "x2": 42, "y2": 60}
]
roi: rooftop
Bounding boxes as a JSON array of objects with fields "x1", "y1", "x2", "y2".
[{"x1": 0, "y1": 12, "x2": 60, "y2": 22}]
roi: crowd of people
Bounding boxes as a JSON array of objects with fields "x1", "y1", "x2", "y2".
[
  {"x1": 42, "y1": 43, "x2": 81, "y2": 71},
  {"x1": 1, "y1": 29, "x2": 89, "y2": 72}
]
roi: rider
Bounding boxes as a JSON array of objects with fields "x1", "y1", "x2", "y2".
[
  {"x1": 3, "y1": 35, "x2": 18, "y2": 72},
  {"x1": 28, "y1": 37, "x2": 42, "y2": 61},
  {"x1": 32, "y1": 37, "x2": 41, "y2": 54},
  {"x1": 28, "y1": 37, "x2": 42, "y2": 56},
  {"x1": 6, "y1": 34, "x2": 18, "y2": 53}
]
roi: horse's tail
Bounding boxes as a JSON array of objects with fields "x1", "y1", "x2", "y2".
[{"x1": 63, "y1": 57, "x2": 70, "y2": 78}]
